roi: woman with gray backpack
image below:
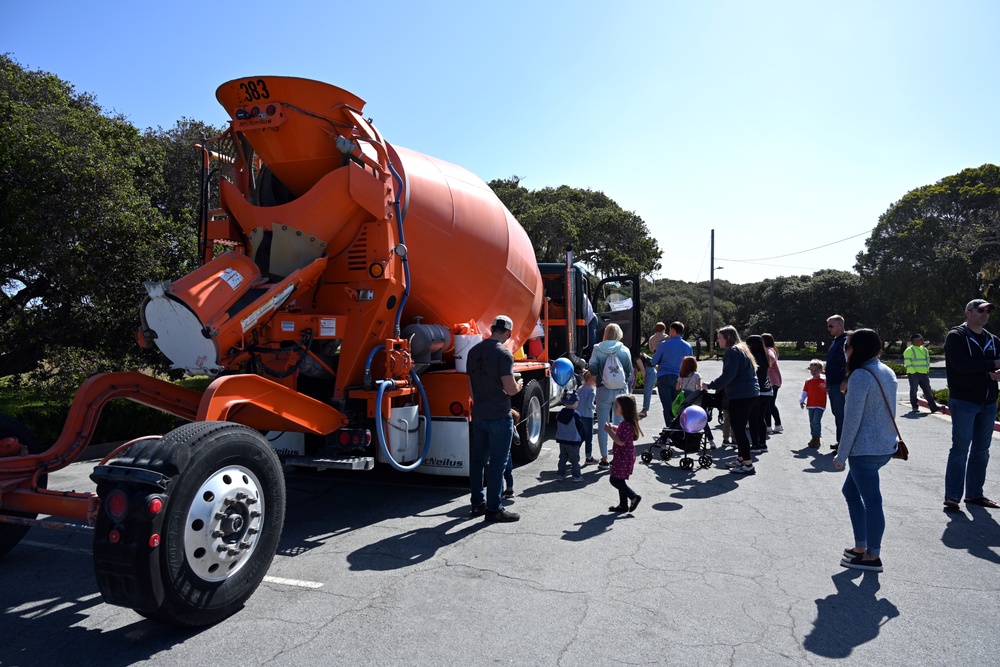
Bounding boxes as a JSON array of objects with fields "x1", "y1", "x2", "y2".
[{"x1": 588, "y1": 323, "x2": 633, "y2": 470}]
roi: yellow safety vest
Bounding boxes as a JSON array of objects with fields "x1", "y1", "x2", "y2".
[{"x1": 903, "y1": 345, "x2": 930, "y2": 374}]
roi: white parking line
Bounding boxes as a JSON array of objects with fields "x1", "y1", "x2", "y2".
[{"x1": 262, "y1": 576, "x2": 323, "y2": 589}]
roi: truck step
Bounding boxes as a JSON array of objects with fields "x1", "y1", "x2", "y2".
[{"x1": 284, "y1": 455, "x2": 375, "y2": 471}]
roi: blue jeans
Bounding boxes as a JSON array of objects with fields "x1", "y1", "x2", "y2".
[
  {"x1": 581, "y1": 416, "x2": 595, "y2": 459},
  {"x1": 657, "y1": 374, "x2": 678, "y2": 417},
  {"x1": 504, "y1": 451, "x2": 514, "y2": 492},
  {"x1": 642, "y1": 374, "x2": 655, "y2": 412},
  {"x1": 808, "y1": 408, "x2": 824, "y2": 437},
  {"x1": 945, "y1": 398, "x2": 996, "y2": 500},
  {"x1": 828, "y1": 384, "x2": 845, "y2": 442},
  {"x1": 558, "y1": 443, "x2": 582, "y2": 478},
  {"x1": 842, "y1": 454, "x2": 892, "y2": 557},
  {"x1": 470, "y1": 415, "x2": 513, "y2": 512},
  {"x1": 596, "y1": 386, "x2": 626, "y2": 458}
]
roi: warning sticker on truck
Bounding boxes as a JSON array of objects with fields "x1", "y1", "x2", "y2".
[
  {"x1": 220, "y1": 268, "x2": 244, "y2": 289},
  {"x1": 320, "y1": 318, "x2": 336, "y2": 337}
]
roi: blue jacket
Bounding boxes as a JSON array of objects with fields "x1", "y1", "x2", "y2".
[
  {"x1": 555, "y1": 407, "x2": 584, "y2": 444},
  {"x1": 834, "y1": 359, "x2": 899, "y2": 464},
  {"x1": 826, "y1": 334, "x2": 848, "y2": 385},
  {"x1": 588, "y1": 340, "x2": 633, "y2": 389},
  {"x1": 707, "y1": 347, "x2": 759, "y2": 399}
]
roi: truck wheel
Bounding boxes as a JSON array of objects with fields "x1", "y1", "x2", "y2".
[
  {"x1": 95, "y1": 422, "x2": 285, "y2": 626},
  {"x1": 0, "y1": 415, "x2": 46, "y2": 559},
  {"x1": 513, "y1": 380, "x2": 546, "y2": 462}
]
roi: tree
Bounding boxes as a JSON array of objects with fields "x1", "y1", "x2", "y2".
[
  {"x1": 856, "y1": 165, "x2": 1000, "y2": 344},
  {"x1": 489, "y1": 176, "x2": 662, "y2": 278},
  {"x1": 0, "y1": 54, "x2": 196, "y2": 391}
]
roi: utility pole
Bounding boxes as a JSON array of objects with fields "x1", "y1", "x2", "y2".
[{"x1": 709, "y1": 229, "x2": 715, "y2": 355}]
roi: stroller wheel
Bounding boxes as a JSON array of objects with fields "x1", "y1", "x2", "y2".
[
  {"x1": 641, "y1": 450, "x2": 653, "y2": 464},
  {"x1": 698, "y1": 454, "x2": 713, "y2": 468},
  {"x1": 660, "y1": 448, "x2": 672, "y2": 461},
  {"x1": 680, "y1": 458, "x2": 694, "y2": 470}
]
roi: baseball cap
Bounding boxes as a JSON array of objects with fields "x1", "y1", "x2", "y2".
[
  {"x1": 966, "y1": 299, "x2": 994, "y2": 312},
  {"x1": 561, "y1": 390, "x2": 579, "y2": 406},
  {"x1": 910, "y1": 333, "x2": 923, "y2": 341},
  {"x1": 492, "y1": 315, "x2": 513, "y2": 331}
]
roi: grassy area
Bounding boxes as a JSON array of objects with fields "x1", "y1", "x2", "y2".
[{"x1": 0, "y1": 374, "x2": 212, "y2": 445}]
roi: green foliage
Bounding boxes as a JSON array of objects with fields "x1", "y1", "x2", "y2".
[
  {"x1": 884, "y1": 362, "x2": 906, "y2": 377},
  {"x1": 0, "y1": 54, "x2": 201, "y2": 396},
  {"x1": 489, "y1": 176, "x2": 662, "y2": 278},
  {"x1": 856, "y1": 164, "x2": 1000, "y2": 344}
]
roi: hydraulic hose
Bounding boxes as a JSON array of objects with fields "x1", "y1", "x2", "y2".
[
  {"x1": 388, "y1": 162, "x2": 410, "y2": 337},
  {"x1": 373, "y1": 372, "x2": 433, "y2": 472}
]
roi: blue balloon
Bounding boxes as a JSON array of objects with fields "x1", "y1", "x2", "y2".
[
  {"x1": 551, "y1": 358, "x2": 575, "y2": 386},
  {"x1": 680, "y1": 405, "x2": 708, "y2": 433}
]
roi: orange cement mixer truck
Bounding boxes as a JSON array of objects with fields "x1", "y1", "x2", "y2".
[{"x1": 0, "y1": 76, "x2": 639, "y2": 625}]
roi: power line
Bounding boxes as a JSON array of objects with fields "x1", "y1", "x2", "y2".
[{"x1": 717, "y1": 230, "x2": 870, "y2": 262}]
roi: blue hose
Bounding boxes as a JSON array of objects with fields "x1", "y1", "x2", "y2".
[{"x1": 374, "y1": 372, "x2": 433, "y2": 472}]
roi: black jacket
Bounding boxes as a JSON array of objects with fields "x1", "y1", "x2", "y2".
[{"x1": 944, "y1": 323, "x2": 1000, "y2": 404}]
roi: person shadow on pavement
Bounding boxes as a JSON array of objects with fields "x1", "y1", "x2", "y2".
[
  {"x1": 941, "y1": 505, "x2": 1000, "y2": 564},
  {"x1": 803, "y1": 569, "x2": 899, "y2": 658}
]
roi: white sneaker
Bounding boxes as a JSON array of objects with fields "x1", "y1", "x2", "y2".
[
  {"x1": 766, "y1": 427, "x2": 773, "y2": 435},
  {"x1": 773, "y1": 425, "x2": 783, "y2": 434}
]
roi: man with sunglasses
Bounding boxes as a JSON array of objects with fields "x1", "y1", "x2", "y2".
[
  {"x1": 942, "y1": 299, "x2": 1000, "y2": 511},
  {"x1": 826, "y1": 315, "x2": 849, "y2": 451}
]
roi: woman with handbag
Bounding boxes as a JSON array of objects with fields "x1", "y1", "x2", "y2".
[{"x1": 833, "y1": 328, "x2": 901, "y2": 572}]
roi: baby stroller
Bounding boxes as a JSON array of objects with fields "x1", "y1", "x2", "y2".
[{"x1": 642, "y1": 389, "x2": 722, "y2": 470}]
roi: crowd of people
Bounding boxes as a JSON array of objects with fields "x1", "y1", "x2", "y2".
[{"x1": 465, "y1": 298, "x2": 999, "y2": 573}]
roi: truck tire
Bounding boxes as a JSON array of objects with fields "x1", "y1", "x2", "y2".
[
  {"x1": 94, "y1": 422, "x2": 285, "y2": 626},
  {"x1": 0, "y1": 415, "x2": 47, "y2": 559},
  {"x1": 513, "y1": 380, "x2": 546, "y2": 463}
]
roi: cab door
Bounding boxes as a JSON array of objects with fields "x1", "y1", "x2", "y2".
[{"x1": 592, "y1": 275, "x2": 641, "y2": 357}]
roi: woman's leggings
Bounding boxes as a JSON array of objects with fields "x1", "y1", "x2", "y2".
[{"x1": 727, "y1": 397, "x2": 756, "y2": 461}]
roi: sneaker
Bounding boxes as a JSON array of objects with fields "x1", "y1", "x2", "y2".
[
  {"x1": 841, "y1": 555, "x2": 883, "y2": 572},
  {"x1": 557, "y1": 473, "x2": 566, "y2": 481},
  {"x1": 608, "y1": 504, "x2": 628, "y2": 512},
  {"x1": 470, "y1": 503, "x2": 487, "y2": 517},
  {"x1": 773, "y1": 425, "x2": 783, "y2": 434},
  {"x1": 930, "y1": 405, "x2": 942, "y2": 414},
  {"x1": 750, "y1": 445, "x2": 765, "y2": 454},
  {"x1": 629, "y1": 495, "x2": 642, "y2": 512},
  {"x1": 502, "y1": 489, "x2": 514, "y2": 498},
  {"x1": 597, "y1": 460, "x2": 610, "y2": 470},
  {"x1": 725, "y1": 458, "x2": 749, "y2": 468},
  {"x1": 485, "y1": 508, "x2": 520, "y2": 522},
  {"x1": 722, "y1": 439, "x2": 732, "y2": 445},
  {"x1": 844, "y1": 547, "x2": 866, "y2": 559},
  {"x1": 729, "y1": 463, "x2": 756, "y2": 475},
  {"x1": 572, "y1": 476, "x2": 583, "y2": 483},
  {"x1": 766, "y1": 427, "x2": 773, "y2": 435},
  {"x1": 585, "y1": 457, "x2": 599, "y2": 465}
]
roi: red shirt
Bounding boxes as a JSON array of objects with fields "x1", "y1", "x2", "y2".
[{"x1": 802, "y1": 377, "x2": 827, "y2": 408}]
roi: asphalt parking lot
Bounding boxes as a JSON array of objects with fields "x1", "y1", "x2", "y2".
[{"x1": 1, "y1": 358, "x2": 998, "y2": 666}]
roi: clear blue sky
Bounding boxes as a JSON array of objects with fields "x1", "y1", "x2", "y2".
[{"x1": 4, "y1": 0, "x2": 999, "y2": 284}]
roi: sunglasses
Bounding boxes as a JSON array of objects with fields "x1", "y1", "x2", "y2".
[
  {"x1": 826, "y1": 324, "x2": 837, "y2": 329},
  {"x1": 977, "y1": 307, "x2": 994, "y2": 314}
]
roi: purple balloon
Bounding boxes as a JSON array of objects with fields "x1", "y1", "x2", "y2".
[{"x1": 680, "y1": 405, "x2": 708, "y2": 433}]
